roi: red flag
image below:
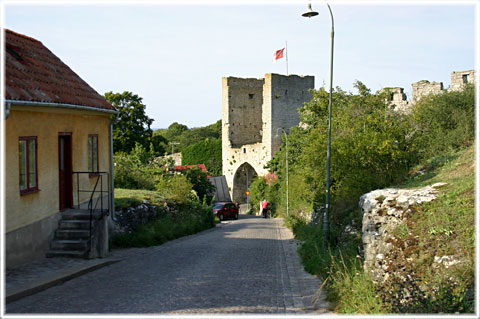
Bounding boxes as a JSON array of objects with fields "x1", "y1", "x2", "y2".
[{"x1": 273, "y1": 48, "x2": 286, "y2": 63}]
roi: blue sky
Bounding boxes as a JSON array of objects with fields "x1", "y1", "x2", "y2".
[{"x1": 2, "y1": 0, "x2": 477, "y2": 129}]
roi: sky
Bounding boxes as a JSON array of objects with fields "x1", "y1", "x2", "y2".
[{"x1": 2, "y1": 0, "x2": 477, "y2": 129}]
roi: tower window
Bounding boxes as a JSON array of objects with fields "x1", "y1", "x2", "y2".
[{"x1": 248, "y1": 94, "x2": 254, "y2": 99}]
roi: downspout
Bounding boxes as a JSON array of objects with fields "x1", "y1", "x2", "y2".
[
  {"x1": 110, "y1": 118, "x2": 117, "y2": 222},
  {"x1": 4, "y1": 101, "x2": 11, "y2": 119}
]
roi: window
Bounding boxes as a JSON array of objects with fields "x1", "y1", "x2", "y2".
[
  {"x1": 88, "y1": 135, "x2": 99, "y2": 174},
  {"x1": 19, "y1": 137, "x2": 38, "y2": 194},
  {"x1": 463, "y1": 74, "x2": 469, "y2": 84}
]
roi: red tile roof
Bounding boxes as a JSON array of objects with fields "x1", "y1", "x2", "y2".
[
  {"x1": 4, "y1": 29, "x2": 115, "y2": 111},
  {"x1": 174, "y1": 164, "x2": 208, "y2": 173}
]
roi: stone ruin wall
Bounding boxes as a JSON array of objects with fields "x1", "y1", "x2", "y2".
[
  {"x1": 411, "y1": 80, "x2": 444, "y2": 104},
  {"x1": 384, "y1": 69, "x2": 475, "y2": 113},
  {"x1": 222, "y1": 74, "x2": 314, "y2": 202},
  {"x1": 450, "y1": 70, "x2": 476, "y2": 91},
  {"x1": 225, "y1": 77, "x2": 264, "y2": 147},
  {"x1": 267, "y1": 74, "x2": 315, "y2": 155},
  {"x1": 380, "y1": 87, "x2": 410, "y2": 113}
]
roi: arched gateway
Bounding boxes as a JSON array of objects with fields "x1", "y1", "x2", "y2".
[
  {"x1": 222, "y1": 73, "x2": 314, "y2": 201},
  {"x1": 233, "y1": 163, "x2": 257, "y2": 204}
]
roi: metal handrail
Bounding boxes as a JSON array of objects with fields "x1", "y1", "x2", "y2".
[{"x1": 72, "y1": 171, "x2": 111, "y2": 254}]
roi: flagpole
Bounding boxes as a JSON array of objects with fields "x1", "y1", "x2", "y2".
[{"x1": 285, "y1": 41, "x2": 289, "y2": 76}]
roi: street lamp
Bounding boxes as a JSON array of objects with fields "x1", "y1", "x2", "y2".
[
  {"x1": 276, "y1": 128, "x2": 289, "y2": 217},
  {"x1": 302, "y1": 2, "x2": 334, "y2": 246},
  {"x1": 169, "y1": 141, "x2": 179, "y2": 155}
]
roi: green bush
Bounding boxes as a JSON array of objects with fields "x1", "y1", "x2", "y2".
[
  {"x1": 114, "y1": 142, "x2": 167, "y2": 190},
  {"x1": 288, "y1": 216, "x2": 387, "y2": 313},
  {"x1": 249, "y1": 176, "x2": 267, "y2": 212},
  {"x1": 264, "y1": 82, "x2": 475, "y2": 314},
  {"x1": 411, "y1": 84, "x2": 475, "y2": 159},
  {"x1": 183, "y1": 167, "x2": 215, "y2": 204},
  {"x1": 156, "y1": 174, "x2": 195, "y2": 204}
]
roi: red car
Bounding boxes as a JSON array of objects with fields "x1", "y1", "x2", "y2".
[{"x1": 213, "y1": 202, "x2": 239, "y2": 221}]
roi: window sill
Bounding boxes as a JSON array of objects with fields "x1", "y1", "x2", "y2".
[{"x1": 20, "y1": 188, "x2": 40, "y2": 196}]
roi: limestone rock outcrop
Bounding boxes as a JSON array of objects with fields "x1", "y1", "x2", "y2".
[{"x1": 360, "y1": 183, "x2": 447, "y2": 282}]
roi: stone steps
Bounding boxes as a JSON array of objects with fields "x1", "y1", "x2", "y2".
[
  {"x1": 61, "y1": 209, "x2": 102, "y2": 220},
  {"x1": 59, "y1": 220, "x2": 91, "y2": 230},
  {"x1": 55, "y1": 229, "x2": 90, "y2": 240},
  {"x1": 47, "y1": 209, "x2": 94, "y2": 259},
  {"x1": 49, "y1": 239, "x2": 89, "y2": 251}
]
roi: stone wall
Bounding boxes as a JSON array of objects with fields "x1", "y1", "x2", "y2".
[
  {"x1": 360, "y1": 183, "x2": 447, "y2": 283},
  {"x1": 164, "y1": 152, "x2": 182, "y2": 166},
  {"x1": 222, "y1": 73, "x2": 314, "y2": 203},
  {"x1": 380, "y1": 87, "x2": 410, "y2": 113},
  {"x1": 267, "y1": 74, "x2": 314, "y2": 154},
  {"x1": 224, "y1": 77, "x2": 264, "y2": 147},
  {"x1": 384, "y1": 69, "x2": 475, "y2": 111},
  {"x1": 411, "y1": 80, "x2": 444, "y2": 104},
  {"x1": 450, "y1": 70, "x2": 476, "y2": 92}
]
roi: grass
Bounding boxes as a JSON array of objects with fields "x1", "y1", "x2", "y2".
[
  {"x1": 288, "y1": 145, "x2": 475, "y2": 313},
  {"x1": 114, "y1": 188, "x2": 166, "y2": 210},
  {"x1": 389, "y1": 146, "x2": 475, "y2": 313}
]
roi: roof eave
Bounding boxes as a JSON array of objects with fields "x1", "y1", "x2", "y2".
[{"x1": 5, "y1": 99, "x2": 119, "y2": 117}]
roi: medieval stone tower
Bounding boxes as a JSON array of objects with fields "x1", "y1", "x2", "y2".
[{"x1": 222, "y1": 73, "x2": 314, "y2": 204}]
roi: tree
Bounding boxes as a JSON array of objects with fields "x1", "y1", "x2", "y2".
[
  {"x1": 164, "y1": 122, "x2": 188, "y2": 142},
  {"x1": 154, "y1": 120, "x2": 221, "y2": 153},
  {"x1": 182, "y1": 138, "x2": 222, "y2": 176},
  {"x1": 150, "y1": 134, "x2": 168, "y2": 157},
  {"x1": 182, "y1": 167, "x2": 215, "y2": 204},
  {"x1": 105, "y1": 91, "x2": 154, "y2": 153}
]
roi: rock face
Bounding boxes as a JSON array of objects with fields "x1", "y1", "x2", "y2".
[
  {"x1": 109, "y1": 202, "x2": 164, "y2": 236},
  {"x1": 360, "y1": 183, "x2": 447, "y2": 282}
]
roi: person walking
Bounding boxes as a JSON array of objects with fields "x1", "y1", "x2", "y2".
[{"x1": 262, "y1": 199, "x2": 269, "y2": 218}]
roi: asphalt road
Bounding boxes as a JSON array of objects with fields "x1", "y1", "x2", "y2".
[{"x1": 6, "y1": 215, "x2": 328, "y2": 314}]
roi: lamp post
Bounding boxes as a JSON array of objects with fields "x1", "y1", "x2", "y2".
[
  {"x1": 244, "y1": 166, "x2": 249, "y2": 211},
  {"x1": 302, "y1": 2, "x2": 334, "y2": 246},
  {"x1": 276, "y1": 128, "x2": 289, "y2": 217},
  {"x1": 169, "y1": 141, "x2": 179, "y2": 155}
]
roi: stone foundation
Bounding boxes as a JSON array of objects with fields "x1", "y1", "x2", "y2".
[{"x1": 5, "y1": 211, "x2": 62, "y2": 269}]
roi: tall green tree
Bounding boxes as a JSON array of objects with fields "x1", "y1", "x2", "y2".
[
  {"x1": 182, "y1": 167, "x2": 215, "y2": 204},
  {"x1": 155, "y1": 120, "x2": 221, "y2": 153},
  {"x1": 164, "y1": 122, "x2": 188, "y2": 142},
  {"x1": 261, "y1": 81, "x2": 416, "y2": 226},
  {"x1": 105, "y1": 91, "x2": 154, "y2": 153},
  {"x1": 182, "y1": 138, "x2": 222, "y2": 176}
]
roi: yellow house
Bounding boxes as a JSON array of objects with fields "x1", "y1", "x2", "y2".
[{"x1": 4, "y1": 29, "x2": 117, "y2": 268}]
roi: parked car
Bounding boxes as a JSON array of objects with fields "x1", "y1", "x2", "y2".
[{"x1": 213, "y1": 202, "x2": 239, "y2": 221}]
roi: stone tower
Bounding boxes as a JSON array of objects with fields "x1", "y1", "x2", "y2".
[
  {"x1": 222, "y1": 73, "x2": 314, "y2": 204},
  {"x1": 450, "y1": 70, "x2": 475, "y2": 91}
]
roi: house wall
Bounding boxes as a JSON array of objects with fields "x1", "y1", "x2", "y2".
[{"x1": 5, "y1": 105, "x2": 112, "y2": 268}]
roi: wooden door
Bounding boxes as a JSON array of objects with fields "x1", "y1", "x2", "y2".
[{"x1": 59, "y1": 134, "x2": 73, "y2": 211}]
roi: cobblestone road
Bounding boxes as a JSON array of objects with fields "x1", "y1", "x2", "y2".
[{"x1": 6, "y1": 215, "x2": 329, "y2": 314}]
